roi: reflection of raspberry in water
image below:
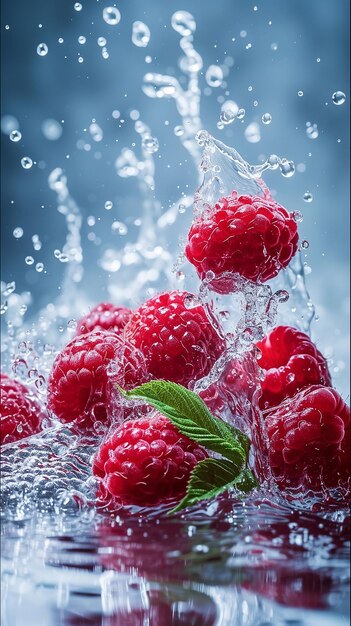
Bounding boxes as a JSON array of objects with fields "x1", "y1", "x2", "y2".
[{"x1": 0, "y1": 373, "x2": 45, "y2": 444}]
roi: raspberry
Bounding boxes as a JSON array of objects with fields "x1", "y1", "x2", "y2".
[
  {"x1": 47, "y1": 331, "x2": 147, "y2": 427},
  {"x1": 76, "y1": 302, "x2": 132, "y2": 337},
  {"x1": 0, "y1": 373, "x2": 45, "y2": 444},
  {"x1": 125, "y1": 290, "x2": 225, "y2": 387},
  {"x1": 265, "y1": 385, "x2": 350, "y2": 496},
  {"x1": 93, "y1": 412, "x2": 208, "y2": 507},
  {"x1": 256, "y1": 325, "x2": 332, "y2": 409},
  {"x1": 185, "y1": 191, "x2": 299, "y2": 293}
]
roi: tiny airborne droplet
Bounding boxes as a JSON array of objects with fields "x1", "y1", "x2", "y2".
[
  {"x1": 171, "y1": 10, "x2": 196, "y2": 37},
  {"x1": 105, "y1": 201, "x2": 113, "y2": 210},
  {"x1": 279, "y1": 159, "x2": 295, "y2": 177},
  {"x1": 13, "y1": 227, "x2": 24, "y2": 239},
  {"x1": 142, "y1": 135, "x2": 159, "y2": 154},
  {"x1": 303, "y1": 192, "x2": 313, "y2": 203},
  {"x1": 306, "y1": 122, "x2": 319, "y2": 139},
  {"x1": 132, "y1": 21, "x2": 151, "y2": 47},
  {"x1": 37, "y1": 43, "x2": 48, "y2": 56},
  {"x1": 21, "y1": 157, "x2": 33, "y2": 169},
  {"x1": 261, "y1": 113, "x2": 272, "y2": 125},
  {"x1": 332, "y1": 91, "x2": 346, "y2": 105},
  {"x1": 205, "y1": 65, "x2": 223, "y2": 88},
  {"x1": 74, "y1": 2, "x2": 83, "y2": 11},
  {"x1": 102, "y1": 6, "x2": 121, "y2": 26},
  {"x1": 9, "y1": 130, "x2": 22, "y2": 142}
]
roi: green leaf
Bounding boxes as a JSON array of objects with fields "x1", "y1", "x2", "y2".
[
  {"x1": 168, "y1": 458, "x2": 255, "y2": 514},
  {"x1": 118, "y1": 380, "x2": 250, "y2": 465}
]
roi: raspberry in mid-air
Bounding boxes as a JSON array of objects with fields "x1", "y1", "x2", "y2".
[
  {"x1": 93, "y1": 412, "x2": 208, "y2": 507},
  {"x1": 265, "y1": 385, "x2": 350, "y2": 495},
  {"x1": 256, "y1": 325, "x2": 332, "y2": 409},
  {"x1": 76, "y1": 302, "x2": 132, "y2": 337},
  {"x1": 0, "y1": 373, "x2": 45, "y2": 444},
  {"x1": 125, "y1": 290, "x2": 225, "y2": 387},
  {"x1": 47, "y1": 330, "x2": 147, "y2": 427},
  {"x1": 185, "y1": 191, "x2": 299, "y2": 293}
]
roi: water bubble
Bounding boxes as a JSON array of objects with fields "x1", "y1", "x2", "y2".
[
  {"x1": 74, "y1": 2, "x2": 82, "y2": 11},
  {"x1": 99, "y1": 249, "x2": 121, "y2": 272},
  {"x1": 104, "y1": 200, "x2": 113, "y2": 210},
  {"x1": 244, "y1": 122, "x2": 261, "y2": 143},
  {"x1": 97, "y1": 36, "x2": 107, "y2": 47},
  {"x1": 89, "y1": 122, "x2": 103, "y2": 142},
  {"x1": 298, "y1": 90, "x2": 304, "y2": 97},
  {"x1": 58, "y1": 37, "x2": 64, "y2": 44},
  {"x1": 332, "y1": 91, "x2": 346, "y2": 105},
  {"x1": 1, "y1": 115, "x2": 19, "y2": 134},
  {"x1": 205, "y1": 65, "x2": 223, "y2": 88},
  {"x1": 132, "y1": 21, "x2": 150, "y2": 47},
  {"x1": 261, "y1": 113, "x2": 272, "y2": 125},
  {"x1": 37, "y1": 43, "x2": 48, "y2": 56},
  {"x1": 9, "y1": 130, "x2": 22, "y2": 142},
  {"x1": 78, "y1": 35, "x2": 86, "y2": 44},
  {"x1": 178, "y1": 204, "x2": 186, "y2": 214},
  {"x1": 279, "y1": 159, "x2": 295, "y2": 177},
  {"x1": 174, "y1": 125, "x2": 184, "y2": 136},
  {"x1": 303, "y1": 191, "x2": 313, "y2": 203},
  {"x1": 78, "y1": 56, "x2": 84, "y2": 63},
  {"x1": 301, "y1": 240, "x2": 309, "y2": 249},
  {"x1": 145, "y1": 55, "x2": 152, "y2": 64},
  {"x1": 171, "y1": 10, "x2": 196, "y2": 37},
  {"x1": 220, "y1": 100, "x2": 239, "y2": 124},
  {"x1": 102, "y1": 6, "x2": 121, "y2": 26},
  {"x1": 13, "y1": 227, "x2": 24, "y2": 239},
  {"x1": 292, "y1": 211, "x2": 303, "y2": 223},
  {"x1": 267, "y1": 154, "x2": 280, "y2": 169},
  {"x1": 21, "y1": 157, "x2": 33, "y2": 169},
  {"x1": 184, "y1": 294, "x2": 200, "y2": 309},
  {"x1": 275, "y1": 290, "x2": 289, "y2": 303},
  {"x1": 236, "y1": 108, "x2": 246, "y2": 120},
  {"x1": 41, "y1": 118, "x2": 62, "y2": 140},
  {"x1": 2, "y1": 282, "x2": 16, "y2": 297},
  {"x1": 25, "y1": 256, "x2": 34, "y2": 265},
  {"x1": 176, "y1": 270, "x2": 185, "y2": 281},
  {"x1": 1, "y1": 302, "x2": 8, "y2": 315},
  {"x1": 67, "y1": 319, "x2": 77, "y2": 330},
  {"x1": 141, "y1": 135, "x2": 159, "y2": 154},
  {"x1": 111, "y1": 221, "x2": 128, "y2": 235},
  {"x1": 306, "y1": 122, "x2": 319, "y2": 139},
  {"x1": 270, "y1": 42, "x2": 278, "y2": 51},
  {"x1": 101, "y1": 47, "x2": 109, "y2": 59}
]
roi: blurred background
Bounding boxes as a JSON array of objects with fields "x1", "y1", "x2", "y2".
[{"x1": 1, "y1": 0, "x2": 349, "y2": 395}]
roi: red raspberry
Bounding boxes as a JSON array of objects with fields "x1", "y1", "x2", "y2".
[
  {"x1": 0, "y1": 373, "x2": 45, "y2": 444},
  {"x1": 265, "y1": 385, "x2": 350, "y2": 497},
  {"x1": 185, "y1": 191, "x2": 299, "y2": 293},
  {"x1": 76, "y1": 302, "x2": 132, "y2": 337},
  {"x1": 93, "y1": 412, "x2": 208, "y2": 507},
  {"x1": 256, "y1": 326, "x2": 332, "y2": 409},
  {"x1": 47, "y1": 331, "x2": 147, "y2": 427},
  {"x1": 125, "y1": 290, "x2": 225, "y2": 387}
]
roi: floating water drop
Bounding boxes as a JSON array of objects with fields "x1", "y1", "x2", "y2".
[
  {"x1": 332, "y1": 91, "x2": 346, "y2": 105},
  {"x1": 301, "y1": 240, "x2": 309, "y2": 249},
  {"x1": 275, "y1": 290, "x2": 289, "y2": 303},
  {"x1": 89, "y1": 123, "x2": 103, "y2": 142},
  {"x1": 41, "y1": 118, "x2": 62, "y2": 140},
  {"x1": 13, "y1": 227, "x2": 23, "y2": 239},
  {"x1": 132, "y1": 21, "x2": 150, "y2": 47},
  {"x1": 220, "y1": 100, "x2": 239, "y2": 124},
  {"x1": 174, "y1": 125, "x2": 184, "y2": 136},
  {"x1": 236, "y1": 108, "x2": 246, "y2": 120},
  {"x1": 25, "y1": 256, "x2": 34, "y2": 265},
  {"x1": 111, "y1": 221, "x2": 128, "y2": 235},
  {"x1": 35, "y1": 262, "x2": 44, "y2": 272},
  {"x1": 171, "y1": 10, "x2": 196, "y2": 37},
  {"x1": 298, "y1": 90, "x2": 304, "y2": 97},
  {"x1": 97, "y1": 36, "x2": 107, "y2": 47},
  {"x1": 1, "y1": 115, "x2": 19, "y2": 134},
  {"x1": 303, "y1": 191, "x2": 313, "y2": 203},
  {"x1": 37, "y1": 43, "x2": 48, "y2": 56},
  {"x1": 2, "y1": 282, "x2": 16, "y2": 297},
  {"x1": 102, "y1": 6, "x2": 121, "y2": 26},
  {"x1": 99, "y1": 249, "x2": 121, "y2": 272},
  {"x1": 205, "y1": 65, "x2": 223, "y2": 88},
  {"x1": 271, "y1": 42, "x2": 278, "y2": 51},
  {"x1": 78, "y1": 35, "x2": 86, "y2": 44},
  {"x1": 244, "y1": 122, "x2": 261, "y2": 143},
  {"x1": 78, "y1": 56, "x2": 84, "y2": 63},
  {"x1": 306, "y1": 122, "x2": 319, "y2": 139},
  {"x1": 261, "y1": 113, "x2": 272, "y2": 125},
  {"x1": 9, "y1": 130, "x2": 22, "y2": 142},
  {"x1": 141, "y1": 135, "x2": 159, "y2": 154},
  {"x1": 74, "y1": 2, "x2": 82, "y2": 11},
  {"x1": 279, "y1": 159, "x2": 295, "y2": 177},
  {"x1": 21, "y1": 157, "x2": 33, "y2": 169},
  {"x1": 292, "y1": 211, "x2": 303, "y2": 223},
  {"x1": 104, "y1": 200, "x2": 113, "y2": 210},
  {"x1": 267, "y1": 154, "x2": 280, "y2": 169},
  {"x1": 101, "y1": 47, "x2": 109, "y2": 59},
  {"x1": 58, "y1": 37, "x2": 64, "y2": 44}
]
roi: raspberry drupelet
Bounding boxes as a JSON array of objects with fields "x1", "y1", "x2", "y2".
[
  {"x1": 185, "y1": 191, "x2": 299, "y2": 293},
  {"x1": 125, "y1": 290, "x2": 225, "y2": 388},
  {"x1": 93, "y1": 412, "x2": 208, "y2": 507}
]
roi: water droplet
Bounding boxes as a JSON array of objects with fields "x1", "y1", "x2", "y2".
[
  {"x1": 102, "y1": 6, "x2": 121, "y2": 26},
  {"x1": 171, "y1": 10, "x2": 196, "y2": 37},
  {"x1": 41, "y1": 118, "x2": 62, "y2": 140},
  {"x1": 111, "y1": 221, "x2": 128, "y2": 235},
  {"x1": 37, "y1": 43, "x2": 48, "y2": 56},
  {"x1": 2, "y1": 282, "x2": 16, "y2": 297},
  {"x1": 236, "y1": 108, "x2": 246, "y2": 120},
  {"x1": 176, "y1": 270, "x2": 185, "y2": 281},
  {"x1": 306, "y1": 122, "x2": 319, "y2": 139},
  {"x1": 74, "y1": 2, "x2": 82, "y2": 11},
  {"x1": 240, "y1": 30, "x2": 247, "y2": 38},
  {"x1": 178, "y1": 204, "x2": 186, "y2": 214},
  {"x1": 141, "y1": 135, "x2": 159, "y2": 154},
  {"x1": 13, "y1": 227, "x2": 23, "y2": 238},
  {"x1": 271, "y1": 42, "x2": 278, "y2": 51},
  {"x1": 78, "y1": 55, "x2": 84, "y2": 63},
  {"x1": 332, "y1": 91, "x2": 346, "y2": 105},
  {"x1": 78, "y1": 35, "x2": 86, "y2": 44},
  {"x1": 21, "y1": 156, "x2": 33, "y2": 169},
  {"x1": 1, "y1": 115, "x2": 19, "y2": 134},
  {"x1": 292, "y1": 211, "x2": 303, "y2": 223},
  {"x1": 261, "y1": 113, "x2": 272, "y2": 125},
  {"x1": 9, "y1": 130, "x2": 22, "y2": 142},
  {"x1": 301, "y1": 240, "x2": 309, "y2": 249},
  {"x1": 97, "y1": 36, "x2": 107, "y2": 47},
  {"x1": 244, "y1": 122, "x2": 261, "y2": 143},
  {"x1": 174, "y1": 125, "x2": 184, "y2": 137},
  {"x1": 104, "y1": 200, "x2": 113, "y2": 210},
  {"x1": 279, "y1": 159, "x2": 295, "y2": 177},
  {"x1": 205, "y1": 65, "x2": 223, "y2": 88},
  {"x1": 275, "y1": 289, "x2": 289, "y2": 303},
  {"x1": 220, "y1": 100, "x2": 239, "y2": 124},
  {"x1": 58, "y1": 37, "x2": 64, "y2": 44},
  {"x1": 67, "y1": 319, "x2": 77, "y2": 330},
  {"x1": 25, "y1": 256, "x2": 34, "y2": 265},
  {"x1": 89, "y1": 122, "x2": 103, "y2": 142},
  {"x1": 184, "y1": 294, "x2": 200, "y2": 309},
  {"x1": 303, "y1": 191, "x2": 313, "y2": 203},
  {"x1": 132, "y1": 21, "x2": 150, "y2": 47},
  {"x1": 316, "y1": 57, "x2": 321, "y2": 63},
  {"x1": 101, "y1": 47, "x2": 109, "y2": 59},
  {"x1": 298, "y1": 90, "x2": 304, "y2": 97},
  {"x1": 267, "y1": 154, "x2": 280, "y2": 169}
]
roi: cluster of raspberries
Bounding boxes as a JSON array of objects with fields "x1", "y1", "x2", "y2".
[{"x1": 1, "y1": 191, "x2": 349, "y2": 508}]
